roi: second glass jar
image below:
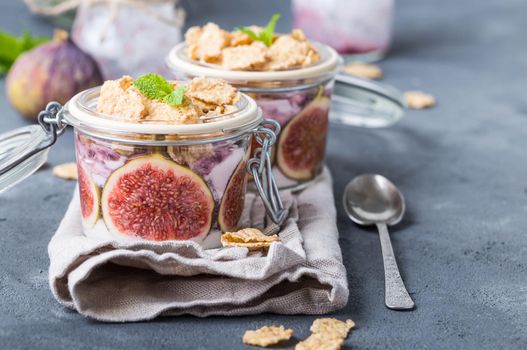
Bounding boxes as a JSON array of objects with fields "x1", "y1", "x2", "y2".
[{"x1": 167, "y1": 42, "x2": 340, "y2": 190}]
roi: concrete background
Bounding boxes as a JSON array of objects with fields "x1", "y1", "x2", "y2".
[{"x1": 0, "y1": 0, "x2": 526, "y2": 349}]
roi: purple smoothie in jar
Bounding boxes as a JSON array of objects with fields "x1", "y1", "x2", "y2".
[
  {"x1": 292, "y1": 0, "x2": 394, "y2": 61},
  {"x1": 167, "y1": 40, "x2": 340, "y2": 191},
  {"x1": 63, "y1": 85, "x2": 270, "y2": 248},
  {"x1": 74, "y1": 130, "x2": 250, "y2": 248}
]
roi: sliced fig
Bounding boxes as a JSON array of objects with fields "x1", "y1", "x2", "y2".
[
  {"x1": 218, "y1": 159, "x2": 247, "y2": 232},
  {"x1": 78, "y1": 164, "x2": 100, "y2": 228},
  {"x1": 101, "y1": 154, "x2": 214, "y2": 241},
  {"x1": 276, "y1": 96, "x2": 331, "y2": 180}
]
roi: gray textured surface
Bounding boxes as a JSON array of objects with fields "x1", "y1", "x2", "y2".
[{"x1": 0, "y1": 0, "x2": 526, "y2": 349}]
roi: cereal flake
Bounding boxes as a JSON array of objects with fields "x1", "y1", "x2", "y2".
[
  {"x1": 143, "y1": 99, "x2": 201, "y2": 124},
  {"x1": 96, "y1": 76, "x2": 147, "y2": 120},
  {"x1": 295, "y1": 333, "x2": 344, "y2": 350},
  {"x1": 187, "y1": 77, "x2": 239, "y2": 106},
  {"x1": 221, "y1": 228, "x2": 279, "y2": 249},
  {"x1": 52, "y1": 163, "x2": 78, "y2": 180},
  {"x1": 310, "y1": 318, "x2": 355, "y2": 339},
  {"x1": 221, "y1": 42, "x2": 267, "y2": 70},
  {"x1": 404, "y1": 91, "x2": 436, "y2": 109},
  {"x1": 265, "y1": 35, "x2": 319, "y2": 70},
  {"x1": 196, "y1": 23, "x2": 230, "y2": 62},
  {"x1": 242, "y1": 325, "x2": 293, "y2": 347},
  {"x1": 343, "y1": 63, "x2": 383, "y2": 80},
  {"x1": 167, "y1": 144, "x2": 214, "y2": 166}
]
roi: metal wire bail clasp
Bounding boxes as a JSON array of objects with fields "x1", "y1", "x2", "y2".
[
  {"x1": 38, "y1": 101, "x2": 67, "y2": 136},
  {"x1": 0, "y1": 101, "x2": 65, "y2": 177},
  {"x1": 248, "y1": 119, "x2": 287, "y2": 226}
]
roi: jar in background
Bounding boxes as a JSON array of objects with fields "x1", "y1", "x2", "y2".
[
  {"x1": 72, "y1": 0, "x2": 185, "y2": 79},
  {"x1": 167, "y1": 42, "x2": 340, "y2": 191},
  {"x1": 292, "y1": 0, "x2": 394, "y2": 62}
]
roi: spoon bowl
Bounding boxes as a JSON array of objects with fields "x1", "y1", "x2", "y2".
[
  {"x1": 343, "y1": 174, "x2": 405, "y2": 226},
  {"x1": 343, "y1": 173, "x2": 415, "y2": 310}
]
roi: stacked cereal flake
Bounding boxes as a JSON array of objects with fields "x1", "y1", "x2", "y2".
[
  {"x1": 185, "y1": 23, "x2": 320, "y2": 71},
  {"x1": 242, "y1": 318, "x2": 355, "y2": 349}
]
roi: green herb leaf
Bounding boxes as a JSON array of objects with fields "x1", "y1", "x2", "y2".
[
  {"x1": 260, "y1": 13, "x2": 280, "y2": 47},
  {"x1": 236, "y1": 13, "x2": 281, "y2": 47},
  {"x1": 0, "y1": 30, "x2": 49, "y2": 76},
  {"x1": 134, "y1": 74, "x2": 187, "y2": 106},
  {"x1": 235, "y1": 27, "x2": 259, "y2": 41},
  {"x1": 163, "y1": 86, "x2": 187, "y2": 106},
  {"x1": 133, "y1": 73, "x2": 173, "y2": 100}
]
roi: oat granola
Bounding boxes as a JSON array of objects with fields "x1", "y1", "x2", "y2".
[
  {"x1": 221, "y1": 228, "x2": 279, "y2": 249},
  {"x1": 242, "y1": 325, "x2": 293, "y2": 347},
  {"x1": 295, "y1": 333, "x2": 344, "y2": 350},
  {"x1": 404, "y1": 90, "x2": 436, "y2": 109},
  {"x1": 96, "y1": 75, "x2": 240, "y2": 122},
  {"x1": 184, "y1": 23, "x2": 321, "y2": 71},
  {"x1": 343, "y1": 63, "x2": 383, "y2": 80},
  {"x1": 52, "y1": 163, "x2": 78, "y2": 180},
  {"x1": 310, "y1": 318, "x2": 355, "y2": 339}
]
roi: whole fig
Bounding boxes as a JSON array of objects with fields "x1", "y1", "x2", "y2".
[{"x1": 6, "y1": 29, "x2": 103, "y2": 120}]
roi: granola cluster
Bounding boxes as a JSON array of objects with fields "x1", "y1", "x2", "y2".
[
  {"x1": 241, "y1": 318, "x2": 356, "y2": 349},
  {"x1": 185, "y1": 23, "x2": 321, "y2": 71},
  {"x1": 96, "y1": 76, "x2": 240, "y2": 123},
  {"x1": 221, "y1": 228, "x2": 279, "y2": 249}
]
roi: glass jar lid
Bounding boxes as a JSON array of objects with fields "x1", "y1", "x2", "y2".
[
  {"x1": 331, "y1": 73, "x2": 406, "y2": 128},
  {"x1": 0, "y1": 125, "x2": 52, "y2": 193},
  {"x1": 166, "y1": 42, "x2": 340, "y2": 82},
  {"x1": 63, "y1": 86, "x2": 262, "y2": 144}
]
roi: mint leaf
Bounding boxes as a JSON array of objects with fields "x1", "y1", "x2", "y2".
[
  {"x1": 133, "y1": 73, "x2": 173, "y2": 100},
  {"x1": 236, "y1": 27, "x2": 259, "y2": 41},
  {"x1": 0, "y1": 32, "x2": 20, "y2": 64},
  {"x1": 163, "y1": 86, "x2": 187, "y2": 106},
  {"x1": 236, "y1": 13, "x2": 281, "y2": 47},
  {"x1": 0, "y1": 30, "x2": 49, "y2": 76},
  {"x1": 260, "y1": 13, "x2": 280, "y2": 47},
  {"x1": 133, "y1": 74, "x2": 187, "y2": 106}
]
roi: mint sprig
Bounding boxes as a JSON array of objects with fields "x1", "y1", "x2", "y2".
[
  {"x1": 0, "y1": 31, "x2": 48, "y2": 76},
  {"x1": 163, "y1": 86, "x2": 187, "y2": 106},
  {"x1": 236, "y1": 13, "x2": 281, "y2": 47},
  {"x1": 133, "y1": 73, "x2": 187, "y2": 106}
]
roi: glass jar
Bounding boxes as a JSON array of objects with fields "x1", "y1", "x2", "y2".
[
  {"x1": 71, "y1": 0, "x2": 185, "y2": 79},
  {"x1": 167, "y1": 42, "x2": 341, "y2": 190},
  {"x1": 0, "y1": 84, "x2": 285, "y2": 249},
  {"x1": 292, "y1": 0, "x2": 394, "y2": 62}
]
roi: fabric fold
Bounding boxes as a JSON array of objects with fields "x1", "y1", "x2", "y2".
[{"x1": 48, "y1": 168, "x2": 348, "y2": 322}]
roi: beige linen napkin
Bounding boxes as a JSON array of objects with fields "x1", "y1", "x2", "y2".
[{"x1": 48, "y1": 168, "x2": 348, "y2": 322}]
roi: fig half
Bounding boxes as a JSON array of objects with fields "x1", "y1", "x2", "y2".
[
  {"x1": 218, "y1": 159, "x2": 247, "y2": 232},
  {"x1": 78, "y1": 164, "x2": 100, "y2": 228},
  {"x1": 101, "y1": 154, "x2": 214, "y2": 241},
  {"x1": 276, "y1": 95, "x2": 330, "y2": 180}
]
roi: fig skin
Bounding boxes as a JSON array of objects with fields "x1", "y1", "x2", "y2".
[
  {"x1": 6, "y1": 30, "x2": 103, "y2": 121},
  {"x1": 277, "y1": 95, "x2": 331, "y2": 180},
  {"x1": 77, "y1": 163, "x2": 100, "y2": 228},
  {"x1": 218, "y1": 159, "x2": 248, "y2": 232}
]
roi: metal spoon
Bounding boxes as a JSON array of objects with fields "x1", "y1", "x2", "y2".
[{"x1": 343, "y1": 174, "x2": 415, "y2": 310}]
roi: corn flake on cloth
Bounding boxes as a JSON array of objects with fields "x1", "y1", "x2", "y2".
[{"x1": 48, "y1": 168, "x2": 349, "y2": 322}]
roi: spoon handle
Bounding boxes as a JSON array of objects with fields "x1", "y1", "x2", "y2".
[{"x1": 376, "y1": 223, "x2": 415, "y2": 310}]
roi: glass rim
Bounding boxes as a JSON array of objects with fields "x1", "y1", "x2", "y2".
[
  {"x1": 166, "y1": 41, "x2": 341, "y2": 83},
  {"x1": 61, "y1": 85, "x2": 262, "y2": 142}
]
